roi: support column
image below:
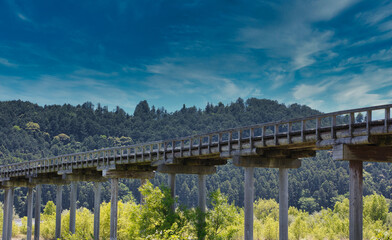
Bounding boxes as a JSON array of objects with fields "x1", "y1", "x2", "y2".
[
  {"x1": 34, "y1": 184, "x2": 42, "y2": 240},
  {"x1": 168, "y1": 173, "x2": 176, "y2": 212},
  {"x1": 279, "y1": 168, "x2": 288, "y2": 240},
  {"x1": 2, "y1": 188, "x2": 9, "y2": 240},
  {"x1": 198, "y1": 174, "x2": 207, "y2": 213},
  {"x1": 26, "y1": 187, "x2": 34, "y2": 240},
  {"x1": 110, "y1": 178, "x2": 119, "y2": 240},
  {"x1": 6, "y1": 188, "x2": 14, "y2": 240},
  {"x1": 4, "y1": 188, "x2": 14, "y2": 240},
  {"x1": 69, "y1": 182, "x2": 77, "y2": 235},
  {"x1": 94, "y1": 182, "x2": 101, "y2": 240},
  {"x1": 140, "y1": 179, "x2": 147, "y2": 204},
  {"x1": 349, "y1": 161, "x2": 363, "y2": 240},
  {"x1": 244, "y1": 167, "x2": 254, "y2": 240},
  {"x1": 198, "y1": 174, "x2": 207, "y2": 240},
  {"x1": 55, "y1": 185, "x2": 63, "y2": 239}
]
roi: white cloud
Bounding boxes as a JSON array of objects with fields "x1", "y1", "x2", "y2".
[{"x1": 293, "y1": 80, "x2": 334, "y2": 100}]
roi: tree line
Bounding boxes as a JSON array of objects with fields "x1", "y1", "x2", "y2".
[{"x1": 0, "y1": 99, "x2": 391, "y2": 219}]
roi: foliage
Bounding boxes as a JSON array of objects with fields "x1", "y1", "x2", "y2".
[
  {"x1": 206, "y1": 189, "x2": 243, "y2": 239},
  {"x1": 364, "y1": 193, "x2": 389, "y2": 223}
]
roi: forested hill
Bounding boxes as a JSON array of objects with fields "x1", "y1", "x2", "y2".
[
  {"x1": 0, "y1": 98, "x2": 320, "y2": 162},
  {"x1": 1, "y1": 99, "x2": 391, "y2": 217}
]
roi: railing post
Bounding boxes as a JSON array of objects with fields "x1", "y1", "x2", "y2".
[
  {"x1": 249, "y1": 129, "x2": 254, "y2": 150},
  {"x1": 331, "y1": 116, "x2": 337, "y2": 139},
  {"x1": 316, "y1": 118, "x2": 321, "y2": 141},
  {"x1": 366, "y1": 110, "x2": 372, "y2": 136},
  {"x1": 349, "y1": 113, "x2": 355, "y2": 138},
  {"x1": 386, "y1": 108, "x2": 390, "y2": 133},
  {"x1": 287, "y1": 122, "x2": 292, "y2": 144}
]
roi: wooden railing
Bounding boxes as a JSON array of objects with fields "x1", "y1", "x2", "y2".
[{"x1": 1, "y1": 104, "x2": 391, "y2": 179}]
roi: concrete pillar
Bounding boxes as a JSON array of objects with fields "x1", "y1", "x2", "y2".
[
  {"x1": 168, "y1": 173, "x2": 176, "y2": 212},
  {"x1": 2, "y1": 188, "x2": 9, "y2": 240},
  {"x1": 55, "y1": 185, "x2": 63, "y2": 239},
  {"x1": 69, "y1": 182, "x2": 77, "y2": 235},
  {"x1": 6, "y1": 188, "x2": 14, "y2": 240},
  {"x1": 26, "y1": 187, "x2": 34, "y2": 240},
  {"x1": 244, "y1": 167, "x2": 254, "y2": 240},
  {"x1": 140, "y1": 179, "x2": 147, "y2": 204},
  {"x1": 94, "y1": 182, "x2": 101, "y2": 240},
  {"x1": 279, "y1": 168, "x2": 288, "y2": 240},
  {"x1": 110, "y1": 178, "x2": 119, "y2": 240},
  {"x1": 4, "y1": 188, "x2": 14, "y2": 240},
  {"x1": 198, "y1": 174, "x2": 207, "y2": 240},
  {"x1": 34, "y1": 184, "x2": 42, "y2": 240},
  {"x1": 349, "y1": 161, "x2": 363, "y2": 240},
  {"x1": 198, "y1": 174, "x2": 207, "y2": 213}
]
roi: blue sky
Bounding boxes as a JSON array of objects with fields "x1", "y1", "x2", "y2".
[{"x1": 1, "y1": 0, "x2": 392, "y2": 114}]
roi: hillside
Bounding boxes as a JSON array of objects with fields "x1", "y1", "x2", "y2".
[{"x1": 0, "y1": 98, "x2": 391, "y2": 217}]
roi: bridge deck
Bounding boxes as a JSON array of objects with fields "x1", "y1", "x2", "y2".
[{"x1": 1, "y1": 104, "x2": 392, "y2": 184}]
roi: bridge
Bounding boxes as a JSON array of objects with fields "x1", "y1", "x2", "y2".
[{"x1": 1, "y1": 103, "x2": 392, "y2": 240}]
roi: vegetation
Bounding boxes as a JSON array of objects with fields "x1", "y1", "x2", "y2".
[
  {"x1": 1, "y1": 98, "x2": 392, "y2": 238},
  {"x1": 2, "y1": 187, "x2": 392, "y2": 239}
]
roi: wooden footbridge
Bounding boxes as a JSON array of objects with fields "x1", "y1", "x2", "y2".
[{"x1": 1, "y1": 104, "x2": 392, "y2": 240}]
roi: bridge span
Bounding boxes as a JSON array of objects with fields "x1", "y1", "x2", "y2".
[{"x1": 1, "y1": 104, "x2": 392, "y2": 239}]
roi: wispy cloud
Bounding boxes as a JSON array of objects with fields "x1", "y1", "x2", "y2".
[
  {"x1": 338, "y1": 47, "x2": 392, "y2": 68},
  {"x1": 0, "y1": 58, "x2": 17, "y2": 67},
  {"x1": 237, "y1": 0, "x2": 356, "y2": 70},
  {"x1": 356, "y1": 2, "x2": 392, "y2": 26},
  {"x1": 17, "y1": 13, "x2": 31, "y2": 22},
  {"x1": 331, "y1": 67, "x2": 392, "y2": 109},
  {"x1": 144, "y1": 58, "x2": 263, "y2": 101},
  {"x1": 291, "y1": 67, "x2": 392, "y2": 112}
]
